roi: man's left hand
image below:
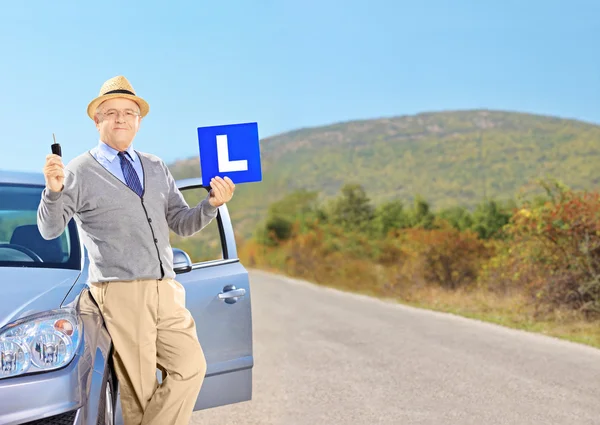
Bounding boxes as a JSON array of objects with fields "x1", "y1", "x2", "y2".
[{"x1": 208, "y1": 176, "x2": 235, "y2": 208}]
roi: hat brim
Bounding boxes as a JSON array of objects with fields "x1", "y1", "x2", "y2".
[{"x1": 87, "y1": 94, "x2": 150, "y2": 120}]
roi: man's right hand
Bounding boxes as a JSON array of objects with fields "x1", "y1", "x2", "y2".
[{"x1": 44, "y1": 154, "x2": 65, "y2": 192}]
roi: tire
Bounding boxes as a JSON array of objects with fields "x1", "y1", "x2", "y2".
[{"x1": 97, "y1": 364, "x2": 116, "y2": 425}]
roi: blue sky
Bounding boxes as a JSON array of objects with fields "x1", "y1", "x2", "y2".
[{"x1": 1, "y1": 0, "x2": 599, "y2": 173}]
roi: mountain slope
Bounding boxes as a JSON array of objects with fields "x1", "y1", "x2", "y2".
[{"x1": 169, "y1": 109, "x2": 600, "y2": 238}]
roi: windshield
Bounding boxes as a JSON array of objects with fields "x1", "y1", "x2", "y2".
[{"x1": 0, "y1": 183, "x2": 81, "y2": 269}]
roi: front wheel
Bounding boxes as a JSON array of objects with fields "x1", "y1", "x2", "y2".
[{"x1": 97, "y1": 365, "x2": 116, "y2": 425}]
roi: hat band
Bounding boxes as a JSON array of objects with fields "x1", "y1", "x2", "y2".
[{"x1": 103, "y1": 89, "x2": 136, "y2": 96}]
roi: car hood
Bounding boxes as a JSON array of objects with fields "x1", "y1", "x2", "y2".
[{"x1": 0, "y1": 267, "x2": 81, "y2": 330}]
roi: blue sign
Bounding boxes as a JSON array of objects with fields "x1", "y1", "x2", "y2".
[{"x1": 197, "y1": 122, "x2": 262, "y2": 186}]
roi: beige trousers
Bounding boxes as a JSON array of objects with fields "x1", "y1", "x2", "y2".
[{"x1": 89, "y1": 278, "x2": 206, "y2": 425}]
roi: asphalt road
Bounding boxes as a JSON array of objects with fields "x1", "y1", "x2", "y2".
[{"x1": 191, "y1": 269, "x2": 600, "y2": 425}]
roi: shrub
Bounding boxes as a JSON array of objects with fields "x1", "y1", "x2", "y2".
[
  {"x1": 394, "y1": 225, "x2": 492, "y2": 290},
  {"x1": 488, "y1": 187, "x2": 600, "y2": 317}
]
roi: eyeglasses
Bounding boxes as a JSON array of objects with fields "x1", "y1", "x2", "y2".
[{"x1": 98, "y1": 109, "x2": 141, "y2": 121}]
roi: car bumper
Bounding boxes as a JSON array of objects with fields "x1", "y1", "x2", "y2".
[
  {"x1": 18, "y1": 409, "x2": 80, "y2": 424},
  {"x1": 0, "y1": 307, "x2": 110, "y2": 425},
  {"x1": 0, "y1": 332, "x2": 92, "y2": 424}
]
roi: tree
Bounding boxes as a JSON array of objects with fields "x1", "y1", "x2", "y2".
[
  {"x1": 471, "y1": 199, "x2": 511, "y2": 239},
  {"x1": 409, "y1": 195, "x2": 435, "y2": 230},
  {"x1": 256, "y1": 189, "x2": 322, "y2": 245},
  {"x1": 372, "y1": 200, "x2": 410, "y2": 237},
  {"x1": 438, "y1": 206, "x2": 473, "y2": 231},
  {"x1": 255, "y1": 216, "x2": 294, "y2": 246},
  {"x1": 328, "y1": 183, "x2": 375, "y2": 233}
]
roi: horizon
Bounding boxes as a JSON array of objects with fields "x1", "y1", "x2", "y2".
[{"x1": 258, "y1": 107, "x2": 600, "y2": 141}]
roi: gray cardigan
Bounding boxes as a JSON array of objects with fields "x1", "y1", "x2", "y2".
[{"x1": 37, "y1": 150, "x2": 218, "y2": 283}]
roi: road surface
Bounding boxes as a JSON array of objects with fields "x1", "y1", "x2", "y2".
[{"x1": 191, "y1": 269, "x2": 600, "y2": 425}]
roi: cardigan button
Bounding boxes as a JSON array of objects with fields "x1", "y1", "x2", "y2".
[
  {"x1": 148, "y1": 218, "x2": 152, "y2": 223},
  {"x1": 154, "y1": 238, "x2": 158, "y2": 243}
]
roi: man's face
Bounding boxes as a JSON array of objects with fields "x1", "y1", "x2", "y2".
[{"x1": 94, "y1": 98, "x2": 142, "y2": 150}]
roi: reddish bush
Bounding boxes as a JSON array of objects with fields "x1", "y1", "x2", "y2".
[
  {"x1": 493, "y1": 189, "x2": 600, "y2": 317},
  {"x1": 392, "y1": 225, "x2": 493, "y2": 290}
]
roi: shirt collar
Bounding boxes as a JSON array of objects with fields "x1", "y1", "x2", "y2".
[{"x1": 97, "y1": 140, "x2": 137, "y2": 163}]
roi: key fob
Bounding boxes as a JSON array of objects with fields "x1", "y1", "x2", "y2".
[
  {"x1": 51, "y1": 133, "x2": 62, "y2": 157},
  {"x1": 51, "y1": 143, "x2": 61, "y2": 157}
]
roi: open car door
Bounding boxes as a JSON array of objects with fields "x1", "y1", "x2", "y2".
[{"x1": 168, "y1": 177, "x2": 254, "y2": 410}]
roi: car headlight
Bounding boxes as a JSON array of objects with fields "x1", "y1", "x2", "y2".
[{"x1": 0, "y1": 309, "x2": 82, "y2": 379}]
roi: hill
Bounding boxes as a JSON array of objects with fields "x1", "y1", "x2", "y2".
[{"x1": 168, "y1": 109, "x2": 600, "y2": 239}]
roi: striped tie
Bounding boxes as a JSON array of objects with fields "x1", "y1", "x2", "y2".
[{"x1": 118, "y1": 151, "x2": 143, "y2": 197}]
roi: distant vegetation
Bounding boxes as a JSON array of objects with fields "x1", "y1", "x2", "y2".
[
  {"x1": 170, "y1": 109, "x2": 600, "y2": 239},
  {"x1": 238, "y1": 179, "x2": 600, "y2": 346},
  {"x1": 168, "y1": 109, "x2": 600, "y2": 347}
]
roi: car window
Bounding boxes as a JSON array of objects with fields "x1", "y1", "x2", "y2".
[
  {"x1": 169, "y1": 186, "x2": 224, "y2": 263},
  {"x1": 0, "y1": 184, "x2": 81, "y2": 269}
]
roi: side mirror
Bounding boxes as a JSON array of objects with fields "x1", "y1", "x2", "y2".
[{"x1": 172, "y1": 248, "x2": 192, "y2": 273}]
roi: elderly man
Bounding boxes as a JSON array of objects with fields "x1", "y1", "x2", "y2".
[{"x1": 37, "y1": 75, "x2": 235, "y2": 425}]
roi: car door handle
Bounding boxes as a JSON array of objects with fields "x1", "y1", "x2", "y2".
[{"x1": 218, "y1": 286, "x2": 246, "y2": 303}]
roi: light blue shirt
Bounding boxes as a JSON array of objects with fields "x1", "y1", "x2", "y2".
[{"x1": 90, "y1": 140, "x2": 144, "y2": 190}]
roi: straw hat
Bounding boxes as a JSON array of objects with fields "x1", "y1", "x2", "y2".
[{"x1": 87, "y1": 75, "x2": 149, "y2": 120}]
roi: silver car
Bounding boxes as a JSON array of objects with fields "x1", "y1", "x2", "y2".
[{"x1": 0, "y1": 169, "x2": 254, "y2": 425}]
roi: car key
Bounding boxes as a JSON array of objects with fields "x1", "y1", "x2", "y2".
[{"x1": 51, "y1": 133, "x2": 62, "y2": 157}]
